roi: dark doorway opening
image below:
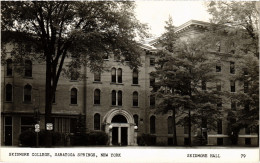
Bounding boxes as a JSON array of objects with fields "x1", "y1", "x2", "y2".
[
  {"x1": 121, "y1": 127, "x2": 128, "y2": 146},
  {"x1": 112, "y1": 127, "x2": 118, "y2": 145}
]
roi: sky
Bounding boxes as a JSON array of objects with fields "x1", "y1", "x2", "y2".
[{"x1": 134, "y1": 1, "x2": 211, "y2": 37}]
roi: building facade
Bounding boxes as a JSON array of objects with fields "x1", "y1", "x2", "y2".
[{"x1": 1, "y1": 20, "x2": 258, "y2": 146}]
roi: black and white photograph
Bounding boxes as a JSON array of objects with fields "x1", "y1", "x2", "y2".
[{"x1": 1, "y1": 1, "x2": 259, "y2": 163}]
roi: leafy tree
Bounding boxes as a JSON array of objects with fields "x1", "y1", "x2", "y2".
[
  {"x1": 1, "y1": 1, "x2": 147, "y2": 146},
  {"x1": 152, "y1": 18, "x2": 222, "y2": 146},
  {"x1": 207, "y1": 1, "x2": 259, "y2": 144}
]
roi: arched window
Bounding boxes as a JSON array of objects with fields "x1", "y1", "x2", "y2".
[
  {"x1": 118, "y1": 91, "x2": 122, "y2": 106},
  {"x1": 117, "y1": 68, "x2": 122, "y2": 83},
  {"x1": 94, "y1": 72, "x2": 101, "y2": 82},
  {"x1": 132, "y1": 69, "x2": 138, "y2": 84},
  {"x1": 94, "y1": 113, "x2": 100, "y2": 130},
  {"x1": 111, "y1": 68, "x2": 116, "y2": 83},
  {"x1": 24, "y1": 60, "x2": 32, "y2": 77},
  {"x1": 71, "y1": 88, "x2": 77, "y2": 104},
  {"x1": 133, "y1": 114, "x2": 139, "y2": 127},
  {"x1": 6, "y1": 59, "x2": 12, "y2": 76},
  {"x1": 112, "y1": 90, "x2": 116, "y2": 106},
  {"x1": 150, "y1": 116, "x2": 155, "y2": 134},
  {"x1": 168, "y1": 116, "x2": 173, "y2": 134},
  {"x1": 133, "y1": 91, "x2": 138, "y2": 106},
  {"x1": 5, "y1": 84, "x2": 12, "y2": 102},
  {"x1": 24, "y1": 84, "x2": 32, "y2": 102},
  {"x1": 94, "y1": 89, "x2": 100, "y2": 104}
]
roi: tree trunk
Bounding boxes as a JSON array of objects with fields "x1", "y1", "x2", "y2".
[
  {"x1": 172, "y1": 108, "x2": 177, "y2": 145},
  {"x1": 44, "y1": 54, "x2": 53, "y2": 147},
  {"x1": 188, "y1": 108, "x2": 192, "y2": 147}
]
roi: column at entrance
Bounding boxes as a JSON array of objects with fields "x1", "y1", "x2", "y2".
[{"x1": 118, "y1": 127, "x2": 121, "y2": 145}]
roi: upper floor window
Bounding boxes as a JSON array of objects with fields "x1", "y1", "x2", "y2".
[
  {"x1": 5, "y1": 84, "x2": 12, "y2": 102},
  {"x1": 117, "y1": 68, "x2": 122, "y2": 83},
  {"x1": 24, "y1": 84, "x2": 32, "y2": 102},
  {"x1": 150, "y1": 58, "x2": 155, "y2": 66},
  {"x1": 201, "y1": 80, "x2": 206, "y2": 90},
  {"x1": 216, "y1": 63, "x2": 221, "y2": 72},
  {"x1": 94, "y1": 72, "x2": 101, "y2": 82},
  {"x1": 230, "y1": 80, "x2": 236, "y2": 92},
  {"x1": 150, "y1": 116, "x2": 156, "y2": 134},
  {"x1": 71, "y1": 88, "x2": 77, "y2": 104},
  {"x1": 71, "y1": 70, "x2": 79, "y2": 81},
  {"x1": 111, "y1": 68, "x2": 116, "y2": 83},
  {"x1": 230, "y1": 61, "x2": 235, "y2": 74},
  {"x1": 216, "y1": 81, "x2": 221, "y2": 91},
  {"x1": 150, "y1": 75, "x2": 155, "y2": 87},
  {"x1": 118, "y1": 91, "x2": 122, "y2": 106},
  {"x1": 6, "y1": 59, "x2": 13, "y2": 76},
  {"x1": 132, "y1": 69, "x2": 138, "y2": 84},
  {"x1": 24, "y1": 60, "x2": 32, "y2": 77},
  {"x1": 94, "y1": 113, "x2": 101, "y2": 130},
  {"x1": 112, "y1": 90, "x2": 116, "y2": 106},
  {"x1": 133, "y1": 91, "x2": 138, "y2": 106},
  {"x1": 150, "y1": 95, "x2": 155, "y2": 107},
  {"x1": 133, "y1": 114, "x2": 139, "y2": 127},
  {"x1": 94, "y1": 89, "x2": 101, "y2": 104}
]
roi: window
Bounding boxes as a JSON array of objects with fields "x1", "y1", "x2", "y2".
[
  {"x1": 245, "y1": 138, "x2": 251, "y2": 145},
  {"x1": 217, "y1": 98, "x2": 222, "y2": 108},
  {"x1": 94, "y1": 89, "x2": 100, "y2": 104},
  {"x1": 54, "y1": 117, "x2": 76, "y2": 133},
  {"x1": 184, "y1": 138, "x2": 189, "y2": 145},
  {"x1": 24, "y1": 60, "x2": 32, "y2": 77},
  {"x1": 184, "y1": 124, "x2": 189, "y2": 134},
  {"x1": 118, "y1": 91, "x2": 122, "y2": 106},
  {"x1": 133, "y1": 114, "x2": 138, "y2": 127},
  {"x1": 150, "y1": 95, "x2": 155, "y2": 107},
  {"x1": 201, "y1": 80, "x2": 206, "y2": 90},
  {"x1": 21, "y1": 117, "x2": 34, "y2": 132},
  {"x1": 94, "y1": 113, "x2": 101, "y2": 130},
  {"x1": 133, "y1": 91, "x2": 138, "y2": 106},
  {"x1": 168, "y1": 116, "x2": 173, "y2": 134},
  {"x1": 150, "y1": 116, "x2": 155, "y2": 134},
  {"x1": 168, "y1": 138, "x2": 173, "y2": 146},
  {"x1": 231, "y1": 100, "x2": 236, "y2": 110},
  {"x1": 117, "y1": 68, "x2": 122, "y2": 83},
  {"x1": 150, "y1": 57, "x2": 155, "y2": 66},
  {"x1": 6, "y1": 59, "x2": 12, "y2": 76},
  {"x1": 216, "y1": 63, "x2": 221, "y2": 72},
  {"x1": 217, "y1": 120, "x2": 222, "y2": 134},
  {"x1": 94, "y1": 72, "x2": 101, "y2": 82},
  {"x1": 71, "y1": 88, "x2": 77, "y2": 104},
  {"x1": 71, "y1": 70, "x2": 79, "y2": 81},
  {"x1": 230, "y1": 61, "x2": 235, "y2": 74},
  {"x1": 230, "y1": 80, "x2": 236, "y2": 92},
  {"x1": 4, "y1": 116, "x2": 12, "y2": 145},
  {"x1": 5, "y1": 84, "x2": 12, "y2": 102},
  {"x1": 132, "y1": 69, "x2": 138, "y2": 84},
  {"x1": 112, "y1": 90, "x2": 116, "y2": 106},
  {"x1": 24, "y1": 84, "x2": 32, "y2": 102},
  {"x1": 217, "y1": 138, "x2": 223, "y2": 145},
  {"x1": 150, "y1": 75, "x2": 155, "y2": 87},
  {"x1": 111, "y1": 68, "x2": 116, "y2": 83},
  {"x1": 244, "y1": 81, "x2": 248, "y2": 93},
  {"x1": 216, "y1": 82, "x2": 221, "y2": 91}
]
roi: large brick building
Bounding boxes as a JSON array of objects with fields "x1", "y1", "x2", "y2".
[{"x1": 1, "y1": 20, "x2": 258, "y2": 146}]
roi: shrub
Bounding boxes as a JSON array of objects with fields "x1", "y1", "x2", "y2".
[
  {"x1": 137, "y1": 134, "x2": 156, "y2": 146},
  {"x1": 19, "y1": 130, "x2": 36, "y2": 147},
  {"x1": 193, "y1": 135, "x2": 207, "y2": 146},
  {"x1": 71, "y1": 133, "x2": 88, "y2": 146},
  {"x1": 87, "y1": 131, "x2": 108, "y2": 145}
]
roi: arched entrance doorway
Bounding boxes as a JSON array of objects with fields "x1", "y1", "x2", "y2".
[{"x1": 103, "y1": 109, "x2": 137, "y2": 146}]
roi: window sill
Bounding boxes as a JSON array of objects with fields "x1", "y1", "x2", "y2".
[
  {"x1": 110, "y1": 82, "x2": 124, "y2": 85},
  {"x1": 111, "y1": 105, "x2": 122, "y2": 107},
  {"x1": 93, "y1": 81, "x2": 102, "y2": 84},
  {"x1": 5, "y1": 75, "x2": 13, "y2": 78},
  {"x1": 93, "y1": 104, "x2": 101, "y2": 106},
  {"x1": 23, "y1": 76, "x2": 33, "y2": 79},
  {"x1": 23, "y1": 102, "x2": 32, "y2": 104},
  {"x1": 5, "y1": 101, "x2": 13, "y2": 103},
  {"x1": 70, "y1": 104, "x2": 78, "y2": 106},
  {"x1": 132, "y1": 106, "x2": 139, "y2": 108},
  {"x1": 70, "y1": 80, "x2": 79, "y2": 82},
  {"x1": 131, "y1": 84, "x2": 140, "y2": 86}
]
